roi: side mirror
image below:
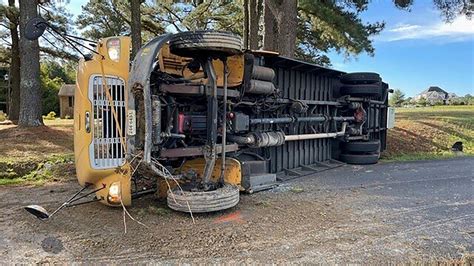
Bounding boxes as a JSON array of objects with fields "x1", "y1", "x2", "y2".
[
  {"x1": 24, "y1": 205, "x2": 50, "y2": 220},
  {"x1": 23, "y1": 16, "x2": 99, "y2": 60},
  {"x1": 25, "y1": 17, "x2": 48, "y2": 41}
]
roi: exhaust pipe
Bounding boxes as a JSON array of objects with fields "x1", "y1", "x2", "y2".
[
  {"x1": 285, "y1": 122, "x2": 348, "y2": 141},
  {"x1": 229, "y1": 123, "x2": 348, "y2": 147}
]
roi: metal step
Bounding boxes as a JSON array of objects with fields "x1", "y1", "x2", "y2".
[
  {"x1": 277, "y1": 159, "x2": 345, "y2": 181},
  {"x1": 243, "y1": 173, "x2": 277, "y2": 193},
  {"x1": 241, "y1": 160, "x2": 268, "y2": 176}
]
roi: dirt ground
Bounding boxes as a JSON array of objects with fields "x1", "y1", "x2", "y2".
[
  {"x1": 1, "y1": 157, "x2": 472, "y2": 264},
  {"x1": 0, "y1": 120, "x2": 73, "y2": 160}
]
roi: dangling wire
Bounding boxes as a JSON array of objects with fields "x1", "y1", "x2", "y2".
[{"x1": 44, "y1": 28, "x2": 99, "y2": 59}]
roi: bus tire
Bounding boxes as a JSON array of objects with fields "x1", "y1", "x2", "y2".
[
  {"x1": 167, "y1": 184, "x2": 240, "y2": 213},
  {"x1": 340, "y1": 84, "x2": 383, "y2": 97},
  {"x1": 339, "y1": 153, "x2": 380, "y2": 165},
  {"x1": 169, "y1": 31, "x2": 242, "y2": 58},
  {"x1": 341, "y1": 72, "x2": 381, "y2": 84},
  {"x1": 341, "y1": 140, "x2": 380, "y2": 153}
]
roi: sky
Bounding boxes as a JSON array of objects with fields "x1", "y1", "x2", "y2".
[
  {"x1": 3, "y1": 0, "x2": 473, "y2": 97},
  {"x1": 327, "y1": 1, "x2": 474, "y2": 97}
]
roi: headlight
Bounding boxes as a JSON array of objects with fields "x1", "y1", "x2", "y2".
[
  {"x1": 106, "y1": 38, "x2": 121, "y2": 62},
  {"x1": 107, "y1": 181, "x2": 121, "y2": 204}
]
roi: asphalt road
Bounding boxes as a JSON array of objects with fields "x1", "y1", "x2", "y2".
[
  {"x1": 288, "y1": 156, "x2": 474, "y2": 261},
  {"x1": 0, "y1": 157, "x2": 473, "y2": 263}
]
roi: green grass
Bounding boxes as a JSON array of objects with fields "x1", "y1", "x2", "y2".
[
  {"x1": 383, "y1": 105, "x2": 474, "y2": 161},
  {"x1": 0, "y1": 176, "x2": 50, "y2": 186},
  {"x1": 290, "y1": 186, "x2": 305, "y2": 193},
  {"x1": 0, "y1": 154, "x2": 74, "y2": 186},
  {"x1": 381, "y1": 152, "x2": 473, "y2": 162},
  {"x1": 0, "y1": 167, "x2": 51, "y2": 186},
  {"x1": 395, "y1": 105, "x2": 474, "y2": 128},
  {"x1": 0, "y1": 120, "x2": 74, "y2": 186}
]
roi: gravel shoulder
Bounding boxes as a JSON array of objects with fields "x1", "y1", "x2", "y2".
[{"x1": 0, "y1": 157, "x2": 473, "y2": 264}]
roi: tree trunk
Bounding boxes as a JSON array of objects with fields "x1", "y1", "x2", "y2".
[
  {"x1": 18, "y1": 0, "x2": 43, "y2": 127},
  {"x1": 248, "y1": 0, "x2": 263, "y2": 50},
  {"x1": 243, "y1": 0, "x2": 249, "y2": 49},
  {"x1": 263, "y1": 0, "x2": 298, "y2": 57},
  {"x1": 263, "y1": 2, "x2": 277, "y2": 52},
  {"x1": 7, "y1": 0, "x2": 20, "y2": 124},
  {"x1": 130, "y1": 0, "x2": 142, "y2": 58}
]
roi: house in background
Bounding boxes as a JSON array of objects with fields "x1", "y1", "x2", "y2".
[
  {"x1": 413, "y1": 86, "x2": 458, "y2": 105},
  {"x1": 58, "y1": 84, "x2": 75, "y2": 118},
  {"x1": 446, "y1": 93, "x2": 460, "y2": 104}
]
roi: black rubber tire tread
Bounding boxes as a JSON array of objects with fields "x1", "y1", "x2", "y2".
[
  {"x1": 341, "y1": 140, "x2": 380, "y2": 153},
  {"x1": 167, "y1": 184, "x2": 240, "y2": 213},
  {"x1": 340, "y1": 83, "x2": 383, "y2": 97},
  {"x1": 169, "y1": 31, "x2": 242, "y2": 57},
  {"x1": 339, "y1": 153, "x2": 380, "y2": 165},
  {"x1": 341, "y1": 72, "x2": 381, "y2": 84}
]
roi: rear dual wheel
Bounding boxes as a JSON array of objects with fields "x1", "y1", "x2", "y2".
[
  {"x1": 339, "y1": 72, "x2": 383, "y2": 97},
  {"x1": 340, "y1": 84, "x2": 382, "y2": 97},
  {"x1": 341, "y1": 140, "x2": 380, "y2": 153},
  {"x1": 339, "y1": 140, "x2": 380, "y2": 165},
  {"x1": 339, "y1": 153, "x2": 380, "y2": 165},
  {"x1": 339, "y1": 73, "x2": 383, "y2": 164},
  {"x1": 341, "y1": 72, "x2": 381, "y2": 84}
]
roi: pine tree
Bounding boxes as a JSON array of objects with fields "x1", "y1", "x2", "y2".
[
  {"x1": 76, "y1": 0, "x2": 164, "y2": 41},
  {"x1": 263, "y1": 0, "x2": 298, "y2": 57},
  {"x1": 257, "y1": 0, "x2": 472, "y2": 64},
  {"x1": 0, "y1": 0, "x2": 20, "y2": 123},
  {"x1": 18, "y1": 0, "x2": 43, "y2": 126},
  {"x1": 389, "y1": 89, "x2": 406, "y2": 107}
]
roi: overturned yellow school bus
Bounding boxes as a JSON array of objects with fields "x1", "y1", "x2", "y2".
[{"x1": 72, "y1": 31, "x2": 391, "y2": 213}]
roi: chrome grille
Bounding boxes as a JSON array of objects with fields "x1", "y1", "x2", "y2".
[{"x1": 89, "y1": 75, "x2": 126, "y2": 169}]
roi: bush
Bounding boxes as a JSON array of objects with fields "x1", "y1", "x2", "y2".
[
  {"x1": 43, "y1": 111, "x2": 57, "y2": 120},
  {"x1": 41, "y1": 72, "x2": 61, "y2": 116},
  {"x1": 40, "y1": 61, "x2": 76, "y2": 116},
  {"x1": 416, "y1": 97, "x2": 428, "y2": 107},
  {"x1": 0, "y1": 111, "x2": 6, "y2": 122}
]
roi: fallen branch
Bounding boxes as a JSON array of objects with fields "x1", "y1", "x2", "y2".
[
  {"x1": 120, "y1": 196, "x2": 149, "y2": 234},
  {"x1": 128, "y1": 153, "x2": 195, "y2": 224}
]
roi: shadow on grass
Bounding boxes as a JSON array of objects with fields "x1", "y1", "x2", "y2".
[{"x1": 0, "y1": 125, "x2": 73, "y2": 159}]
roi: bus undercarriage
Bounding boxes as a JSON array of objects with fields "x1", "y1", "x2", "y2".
[{"x1": 123, "y1": 31, "x2": 390, "y2": 213}]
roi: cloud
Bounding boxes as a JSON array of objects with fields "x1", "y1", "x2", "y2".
[
  {"x1": 380, "y1": 16, "x2": 474, "y2": 42},
  {"x1": 389, "y1": 24, "x2": 422, "y2": 33}
]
